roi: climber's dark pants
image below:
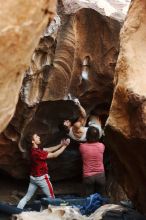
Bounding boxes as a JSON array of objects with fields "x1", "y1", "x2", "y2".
[{"x1": 83, "y1": 173, "x2": 105, "y2": 196}]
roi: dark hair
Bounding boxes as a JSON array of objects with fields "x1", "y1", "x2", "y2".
[
  {"x1": 59, "y1": 123, "x2": 70, "y2": 134},
  {"x1": 26, "y1": 133, "x2": 34, "y2": 143},
  {"x1": 30, "y1": 133, "x2": 37, "y2": 141},
  {"x1": 27, "y1": 133, "x2": 43, "y2": 149},
  {"x1": 71, "y1": 117, "x2": 80, "y2": 124},
  {"x1": 64, "y1": 118, "x2": 79, "y2": 125},
  {"x1": 86, "y1": 126, "x2": 99, "y2": 143}
]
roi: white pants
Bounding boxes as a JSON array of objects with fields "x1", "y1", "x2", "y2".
[{"x1": 17, "y1": 174, "x2": 54, "y2": 209}]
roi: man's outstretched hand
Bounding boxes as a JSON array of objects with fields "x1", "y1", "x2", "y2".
[{"x1": 61, "y1": 138, "x2": 70, "y2": 147}]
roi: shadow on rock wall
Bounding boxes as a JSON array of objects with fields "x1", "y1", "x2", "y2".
[{"x1": 20, "y1": 100, "x2": 82, "y2": 181}]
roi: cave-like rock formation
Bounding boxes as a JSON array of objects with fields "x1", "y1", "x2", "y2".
[
  {"x1": 0, "y1": 3, "x2": 121, "y2": 183},
  {"x1": 105, "y1": 0, "x2": 146, "y2": 214},
  {"x1": 62, "y1": 0, "x2": 130, "y2": 21},
  {"x1": 0, "y1": 0, "x2": 57, "y2": 133},
  {"x1": 1, "y1": 0, "x2": 146, "y2": 215}
]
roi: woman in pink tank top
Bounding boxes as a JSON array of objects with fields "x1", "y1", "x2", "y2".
[{"x1": 79, "y1": 126, "x2": 105, "y2": 196}]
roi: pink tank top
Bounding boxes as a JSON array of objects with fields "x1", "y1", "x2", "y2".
[{"x1": 79, "y1": 142, "x2": 105, "y2": 177}]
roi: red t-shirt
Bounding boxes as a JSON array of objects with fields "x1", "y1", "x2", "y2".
[
  {"x1": 30, "y1": 148, "x2": 49, "y2": 177},
  {"x1": 79, "y1": 142, "x2": 105, "y2": 177}
]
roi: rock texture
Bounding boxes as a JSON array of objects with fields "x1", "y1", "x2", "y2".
[
  {"x1": 1, "y1": 0, "x2": 146, "y2": 215},
  {"x1": 21, "y1": 15, "x2": 61, "y2": 106},
  {"x1": 105, "y1": 0, "x2": 146, "y2": 214},
  {"x1": 62, "y1": 0, "x2": 131, "y2": 21},
  {"x1": 21, "y1": 7, "x2": 121, "y2": 111},
  {"x1": 70, "y1": 8, "x2": 120, "y2": 115},
  {"x1": 0, "y1": 0, "x2": 57, "y2": 133},
  {"x1": 13, "y1": 204, "x2": 145, "y2": 220}
]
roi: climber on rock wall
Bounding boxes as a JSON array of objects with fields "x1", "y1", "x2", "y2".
[
  {"x1": 63, "y1": 99, "x2": 103, "y2": 142},
  {"x1": 17, "y1": 134, "x2": 70, "y2": 209}
]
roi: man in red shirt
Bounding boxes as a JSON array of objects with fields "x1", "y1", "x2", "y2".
[
  {"x1": 17, "y1": 134, "x2": 70, "y2": 209},
  {"x1": 79, "y1": 126, "x2": 105, "y2": 196}
]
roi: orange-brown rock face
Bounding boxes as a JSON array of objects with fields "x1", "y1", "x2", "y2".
[
  {"x1": 106, "y1": 0, "x2": 146, "y2": 214},
  {"x1": 20, "y1": 7, "x2": 120, "y2": 111},
  {"x1": 0, "y1": 0, "x2": 57, "y2": 133},
  {"x1": 70, "y1": 8, "x2": 120, "y2": 115}
]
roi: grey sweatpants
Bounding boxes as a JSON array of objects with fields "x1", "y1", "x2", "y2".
[{"x1": 17, "y1": 174, "x2": 54, "y2": 209}]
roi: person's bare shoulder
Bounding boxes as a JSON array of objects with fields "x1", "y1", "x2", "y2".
[{"x1": 98, "y1": 142, "x2": 105, "y2": 150}]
